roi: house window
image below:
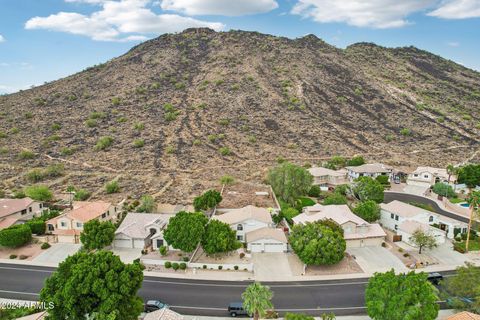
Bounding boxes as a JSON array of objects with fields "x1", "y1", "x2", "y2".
[
  {"x1": 156, "y1": 239, "x2": 164, "y2": 248},
  {"x1": 463, "y1": 228, "x2": 467, "y2": 233},
  {"x1": 21, "y1": 209, "x2": 27, "y2": 215},
  {"x1": 237, "y1": 224, "x2": 243, "y2": 231},
  {"x1": 429, "y1": 216, "x2": 434, "y2": 222},
  {"x1": 414, "y1": 174, "x2": 418, "y2": 177},
  {"x1": 76, "y1": 222, "x2": 83, "y2": 228},
  {"x1": 29, "y1": 207, "x2": 32, "y2": 212},
  {"x1": 395, "y1": 215, "x2": 399, "y2": 221},
  {"x1": 101, "y1": 213, "x2": 106, "y2": 218},
  {"x1": 390, "y1": 213, "x2": 394, "y2": 219},
  {"x1": 48, "y1": 224, "x2": 54, "y2": 231},
  {"x1": 237, "y1": 235, "x2": 243, "y2": 241},
  {"x1": 149, "y1": 228, "x2": 157, "y2": 235},
  {"x1": 60, "y1": 222, "x2": 66, "y2": 227},
  {"x1": 424, "y1": 175, "x2": 429, "y2": 179},
  {"x1": 394, "y1": 225, "x2": 398, "y2": 230},
  {"x1": 39, "y1": 203, "x2": 43, "y2": 208}
]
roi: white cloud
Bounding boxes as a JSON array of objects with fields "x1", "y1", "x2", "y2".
[
  {"x1": 447, "y1": 41, "x2": 460, "y2": 47},
  {"x1": 160, "y1": 0, "x2": 278, "y2": 16},
  {"x1": 25, "y1": 0, "x2": 225, "y2": 42},
  {"x1": 0, "y1": 34, "x2": 5, "y2": 42},
  {"x1": 428, "y1": 0, "x2": 480, "y2": 19},
  {"x1": 291, "y1": 0, "x2": 435, "y2": 28}
]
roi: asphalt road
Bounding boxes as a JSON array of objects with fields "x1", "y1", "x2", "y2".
[
  {"x1": 384, "y1": 191, "x2": 470, "y2": 224},
  {"x1": 0, "y1": 263, "x2": 369, "y2": 317}
]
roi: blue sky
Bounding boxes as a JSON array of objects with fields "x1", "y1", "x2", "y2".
[{"x1": 1, "y1": 0, "x2": 479, "y2": 94}]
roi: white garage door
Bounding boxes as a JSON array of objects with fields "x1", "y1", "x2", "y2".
[
  {"x1": 133, "y1": 239, "x2": 145, "y2": 249},
  {"x1": 57, "y1": 235, "x2": 76, "y2": 243},
  {"x1": 249, "y1": 241, "x2": 286, "y2": 253},
  {"x1": 264, "y1": 243, "x2": 286, "y2": 253},
  {"x1": 114, "y1": 239, "x2": 132, "y2": 248},
  {"x1": 250, "y1": 243, "x2": 263, "y2": 253}
]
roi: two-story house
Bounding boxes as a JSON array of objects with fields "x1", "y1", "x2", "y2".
[
  {"x1": 292, "y1": 204, "x2": 386, "y2": 247},
  {"x1": 46, "y1": 201, "x2": 117, "y2": 243},
  {"x1": 380, "y1": 200, "x2": 467, "y2": 244},
  {"x1": 308, "y1": 167, "x2": 348, "y2": 188},
  {"x1": 212, "y1": 205, "x2": 288, "y2": 252},
  {"x1": 346, "y1": 163, "x2": 393, "y2": 181},
  {"x1": 0, "y1": 198, "x2": 46, "y2": 230},
  {"x1": 406, "y1": 166, "x2": 454, "y2": 188},
  {"x1": 113, "y1": 212, "x2": 174, "y2": 250}
]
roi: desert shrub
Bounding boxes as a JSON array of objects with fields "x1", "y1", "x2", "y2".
[
  {"x1": 19, "y1": 149, "x2": 36, "y2": 160},
  {"x1": 207, "y1": 134, "x2": 217, "y2": 142},
  {"x1": 10, "y1": 127, "x2": 20, "y2": 134},
  {"x1": 0, "y1": 131, "x2": 7, "y2": 138},
  {"x1": 60, "y1": 147, "x2": 75, "y2": 155},
  {"x1": 105, "y1": 180, "x2": 120, "y2": 194},
  {"x1": 218, "y1": 265, "x2": 223, "y2": 270},
  {"x1": 41, "y1": 242, "x2": 51, "y2": 250},
  {"x1": 50, "y1": 123, "x2": 61, "y2": 131},
  {"x1": 400, "y1": 128, "x2": 412, "y2": 136},
  {"x1": 218, "y1": 119, "x2": 230, "y2": 126},
  {"x1": 182, "y1": 256, "x2": 189, "y2": 262},
  {"x1": 45, "y1": 164, "x2": 64, "y2": 177},
  {"x1": 26, "y1": 169, "x2": 45, "y2": 182},
  {"x1": 89, "y1": 111, "x2": 106, "y2": 120},
  {"x1": 164, "y1": 261, "x2": 172, "y2": 269},
  {"x1": 25, "y1": 185, "x2": 53, "y2": 201},
  {"x1": 219, "y1": 147, "x2": 231, "y2": 156},
  {"x1": 159, "y1": 246, "x2": 168, "y2": 256},
  {"x1": 133, "y1": 139, "x2": 145, "y2": 148},
  {"x1": 165, "y1": 145, "x2": 175, "y2": 154},
  {"x1": 203, "y1": 265, "x2": 207, "y2": 269},
  {"x1": 192, "y1": 139, "x2": 201, "y2": 146},
  {"x1": 220, "y1": 175, "x2": 235, "y2": 185},
  {"x1": 94, "y1": 136, "x2": 114, "y2": 151},
  {"x1": 85, "y1": 119, "x2": 97, "y2": 127},
  {"x1": 234, "y1": 265, "x2": 239, "y2": 270},
  {"x1": 9, "y1": 254, "x2": 17, "y2": 259},
  {"x1": 172, "y1": 262, "x2": 179, "y2": 271},
  {"x1": 74, "y1": 189, "x2": 91, "y2": 201},
  {"x1": 248, "y1": 135, "x2": 257, "y2": 143},
  {"x1": 133, "y1": 122, "x2": 144, "y2": 130},
  {"x1": 111, "y1": 97, "x2": 121, "y2": 106},
  {"x1": 116, "y1": 117, "x2": 127, "y2": 123},
  {"x1": 179, "y1": 262, "x2": 187, "y2": 270}
]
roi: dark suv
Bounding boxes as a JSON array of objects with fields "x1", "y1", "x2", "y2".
[
  {"x1": 228, "y1": 302, "x2": 249, "y2": 317},
  {"x1": 427, "y1": 272, "x2": 443, "y2": 285},
  {"x1": 144, "y1": 300, "x2": 169, "y2": 313}
]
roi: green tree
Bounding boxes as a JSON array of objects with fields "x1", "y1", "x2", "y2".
[
  {"x1": 80, "y1": 220, "x2": 115, "y2": 250},
  {"x1": 0, "y1": 224, "x2": 32, "y2": 248},
  {"x1": 446, "y1": 164, "x2": 456, "y2": 184},
  {"x1": 241, "y1": 282, "x2": 274, "y2": 320},
  {"x1": 375, "y1": 175, "x2": 390, "y2": 185},
  {"x1": 40, "y1": 251, "x2": 144, "y2": 320},
  {"x1": 409, "y1": 229, "x2": 437, "y2": 254},
  {"x1": 346, "y1": 156, "x2": 365, "y2": 167},
  {"x1": 163, "y1": 211, "x2": 208, "y2": 252},
  {"x1": 444, "y1": 263, "x2": 480, "y2": 312},
  {"x1": 193, "y1": 189, "x2": 222, "y2": 211},
  {"x1": 322, "y1": 193, "x2": 347, "y2": 205},
  {"x1": 365, "y1": 270, "x2": 438, "y2": 320},
  {"x1": 352, "y1": 177, "x2": 384, "y2": 203},
  {"x1": 136, "y1": 195, "x2": 156, "y2": 213},
  {"x1": 466, "y1": 190, "x2": 480, "y2": 252},
  {"x1": 307, "y1": 185, "x2": 321, "y2": 197},
  {"x1": 325, "y1": 156, "x2": 346, "y2": 170},
  {"x1": 201, "y1": 220, "x2": 241, "y2": 255},
  {"x1": 353, "y1": 200, "x2": 381, "y2": 222},
  {"x1": 289, "y1": 221, "x2": 346, "y2": 265},
  {"x1": 457, "y1": 164, "x2": 480, "y2": 188},
  {"x1": 24, "y1": 185, "x2": 53, "y2": 202},
  {"x1": 26, "y1": 219, "x2": 46, "y2": 235},
  {"x1": 432, "y1": 182, "x2": 455, "y2": 198},
  {"x1": 285, "y1": 313, "x2": 315, "y2": 320},
  {"x1": 268, "y1": 162, "x2": 313, "y2": 206}
]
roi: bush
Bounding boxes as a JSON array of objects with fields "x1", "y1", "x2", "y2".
[
  {"x1": 26, "y1": 169, "x2": 45, "y2": 182},
  {"x1": 94, "y1": 136, "x2": 114, "y2": 151},
  {"x1": 375, "y1": 175, "x2": 390, "y2": 185},
  {"x1": 239, "y1": 252, "x2": 245, "y2": 259},
  {"x1": 172, "y1": 262, "x2": 179, "y2": 271},
  {"x1": 220, "y1": 175, "x2": 235, "y2": 185},
  {"x1": 19, "y1": 255, "x2": 28, "y2": 260},
  {"x1": 400, "y1": 128, "x2": 412, "y2": 136},
  {"x1": 234, "y1": 265, "x2": 239, "y2": 270},
  {"x1": 9, "y1": 254, "x2": 17, "y2": 259},
  {"x1": 111, "y1": 97, "x2": 121, "y2": 106},
  {"x1": 85, "y1": 119, "x2": 97, "y2": 127},
  {"x1": 183, "y1": 256, "x2": 189, "y2": 262},
  {"x1": 26, "y1": 219, "x2": 46, "y2": 235},
  {"x1": 133, "y1": 122, "x2": 145, "y2": 131},
  {"x1": 218, "y1": 265, "x2": 223, "y2": 270},
  {"x1": 74, "y1": 189, "x2": 91, "y2": 201},
  {"x1": 25, "y1": 185, "x2": 53, "y2": 201},
  {"x1": 347, "y1": 156, "x2": 365, "y2": 166},
  {"x1": 203, "y1": 265, "x2": 207, "y2": 269},
  {"x1": 164, "y1": 261, "x2": 172, "y2": 269},
  {"x1": 219, "y1": 147, "x2": 231, "y2": 156},
  {"x1": 323, "y1": 193, "x2": 347, "y2": 205},
  {"x1": 133, "y1": 139, "x2": 145, "y2": 148},
  {"x1": 308, "y1": 185, "x2": 321, "y2": 198},
  {"x1": 45, "y1": 164, "x2": 64, "y2": 178},
  {"x1": 41, "y1": 242, "x2": 51, "y2": 250},
  {"x1": 105, "y1": 180, "x2": 120, "y2": 194},
  {"x1": 0, "y1": 225, "x2": 32, "y2": 248},
  {"x1": 159, "y1": 245, "x2": 168, "y2": 256},
  {"x1": 352, "y1": 200, "x2": 381, "y2": 223},
  {"x1": 179, "y1": 262, "x2": 187, "y2": 270},
  {"x1": 19, "y1": 149, "x2": 36, "y2": 160},
  {"x1": 432, "y1": 182, "x2": 455, "y2": 198}
]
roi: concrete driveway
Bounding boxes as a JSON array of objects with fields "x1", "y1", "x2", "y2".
[
  {"x1": 347, "y1": 246, "x2": 408, "y2": 274},
  {"x1": 33, "y1": 243, "x2": 81, "y2": 265},
  {"x1": 111, "y1": 248, "x2": 142, "y2": 263},
  {"x1": 253, "y1": 253, "x2": 292, "y2": 281},
  {"x1": 423, "y1": 241, "x2": 470, "y2": 267}
]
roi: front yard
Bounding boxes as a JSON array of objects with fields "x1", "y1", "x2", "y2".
[{"x1": 0, "y1": 242, "x2": 44, "y2": 261}]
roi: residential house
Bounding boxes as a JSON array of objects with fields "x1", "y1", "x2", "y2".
[
  {"x1": 380, "y1": 200, "x2": 467, "y2": 242},
  {"x1": 143, "y1": 308, "x2": 183, "y2": 320},
  {"x1": 346, "y1": 163, "x2": 393, "y2": 181},
  {"x1": 113, "y1": 212, "x2": 174, "y2": 250},
  {"x1": 292, "y1": 204, "x2": 386, "y2": 247},
  {"x1": 212, "y1": 205, "x2": 286, "y2": 252},
  {"x1": 397, "y1": 220, "x2": 446, "y2": 246},
  {"x1": 46, "y1": 201, "x2": 117, "y2": 243},
  {"x1": 407, "y1": 166, "x2": 455, "y2": 188},
  {"x1": 446, "y1": 311, "x2": 480, "y2": 320},
  {"x1": 308, "y1": 167, "x2": 348, "y2": 188},
  {"x1": 0, "y1": 198, "x2": 46, "y2": 230}
]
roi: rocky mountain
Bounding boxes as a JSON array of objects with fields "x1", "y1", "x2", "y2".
[{"x1": 0, "y1": 28, "x2": 479, "y2": 203}]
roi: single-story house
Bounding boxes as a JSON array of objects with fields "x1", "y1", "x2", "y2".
[
  {"x1": 308, "y1": 167, "x2": 348, "y2": 188},
  {"x1": 0, "y1": 198, "x2": 46, "y2": 229},
  {"x1": 246, "y1": 227, "x2": 288, "y2": 253},
  {"x1": 346, "y1": 163, "x2": 393, "y2": 181},
  {"x1": 380, "y1": 200, "x2": 468, "y2": 240},
  {"x1": 113, "y1": 212, "x2": 174, "y2": 250},
  {"x1": 446, "y1": 311, "x2": 480, "y2": 320},
  {"x1": 46, "y1": 201, "x2": 117, "y2": 243},
  {"x1": 143, "y1": 308, "x2": 183, "y2": 320},
  {"x1": 406, "y1": 166, "x2": 455, "y2": 188},
  {"x1": 397, "y1": 220, "x2": 446, "y2": 246},
  {"x1": 293, "y1": 204, "x2": 386, "y2": 247}
]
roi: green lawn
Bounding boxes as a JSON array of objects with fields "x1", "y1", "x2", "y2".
[
  {"x1": 296, "y1": 197, "x2": 316, "y2": 209},
  {"x1": 408, "y1": 202, "x2": 435, "y2": 212},
  {"x1": 449, "y1": 197, "x2": 466, "y2": 204},
  {"x1": 454, "y1": 240, "x2": 480, "y2": 252}
]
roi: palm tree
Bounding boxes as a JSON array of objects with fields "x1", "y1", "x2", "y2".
[
  {"x1": 242, "y1": 282, "x2": 274, "y2": 320},
  {"x1": 465, "y1": 190, "x2": 480, "y2": 252},
  {"x1": 446, "y1": 164, "x2": 456, "y2": 185}
]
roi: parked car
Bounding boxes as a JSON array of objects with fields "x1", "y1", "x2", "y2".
[
  {"x1": 446, "y1": 296, "x2": 475, "y2": 308},
  {"x1": 427, "y1": 272, "x2": 443, "y2": 285},
  {"x1": 228, "y1": 302, "x2": 249, "y2": 317},
  {"x1": 144, "y1": 300, "x2": 169, "y2": 313}
]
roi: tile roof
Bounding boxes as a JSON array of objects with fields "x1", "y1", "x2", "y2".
[
  {"x1": 294, "y1": 204, "x2": 366, "y2": 225},
  {"x1": 143, "y1": 308, "x2": 183, "y2": 320},
  {"x1": 346, "y1": 163, "x2": 392, "y2": 174},
  {"x1": 115, "y1": 212, "x2": 173, "y2": 239},
  {"x1": 308, "y1": 167, "x2": 347, "y2": 177},
  {"x1": 380, "y1": 200, "x2": 430, "y2": 218},
  {"x1": 447, "y1": 311, "x2": 480, "y2": 320},
  {"x1": 0, "y1": 216, "x2": 20, "y2": 229},
  {"x1": 48, "y1": 201, "x2": 113, "y2": 224},
  {"x1": 213, "y1": 205, "x2": 272, "y2": 225},
  {"x1": 0, "y1": 198, "x2": 34, "y2": 218},
  {"x1": 398, "y1": 220, "x2": 429, "y2": 235},
  {"x1": 411, "y1": 166, "x2": 451, "y2": 180},
  {"x1": 246, "y1": 227, "x2": 288, "y2": 243}
]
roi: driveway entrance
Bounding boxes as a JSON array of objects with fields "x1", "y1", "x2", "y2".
[{"x1": 253, "y1": 253, "x2": 292, "y2": 281}]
